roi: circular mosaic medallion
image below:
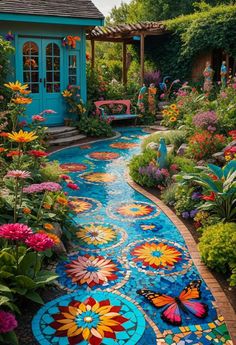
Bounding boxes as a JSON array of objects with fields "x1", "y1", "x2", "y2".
[
  {"x1": 107, "y1": 201, "x2": 160, "y2": 221},
  {"x1": 60, "y1": 163, "x2": 88, "y2": 172},
  {"x1": 32, "y1": 291, "x2": 146, "y2": 345},
  {"x1": 125, "y1": 238, "x2": 192, "y2": 276},
  {"x1": 69, "y1": 197, "x2": 101, "y2": 216},
  {"x1": 88, "y1": 151, "x2": 120, "y2": 161},
  {"x1": 80, "y1": 172, "x2": 117, "y2": 184},
  {"x1": 72, "y1": 223, "x2": 127, "y2": 252},
  {"x1": 56, "y1": 252, "x2": 129, "y2": 291},
  {"x1": 110, "y1": 142, "x2": 138, "y2": 149}
]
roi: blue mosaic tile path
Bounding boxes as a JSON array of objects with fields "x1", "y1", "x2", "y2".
[{"x1": 32, "y1": 127, "x2": 233, "y2": 345}]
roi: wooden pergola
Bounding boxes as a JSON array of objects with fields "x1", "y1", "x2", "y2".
[{"x1": 86, "y1": 22, "x2": 169, "y2": 85}]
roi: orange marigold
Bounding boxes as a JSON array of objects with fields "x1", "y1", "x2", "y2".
[
  {"x1": 44, "y1": 223, "x2": 54, "y2": 231},
  {"x1": 43, "y1": 203, "x2": 51, "y2": 210},
  {"x1": 56, "y1": 196, "x2": 68, "y2": 206},
  {"x1": 38, "y1": 230, "x2": 60, "y2": 245},
  {"x1": 22, "y1": 207, "x2": 31, "y2": 214}
]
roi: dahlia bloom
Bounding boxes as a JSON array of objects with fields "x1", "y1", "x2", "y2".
[
  {"x1": 25, "y1": 233, "x2": 54, "y2": 251},
  {"x1": 23, "y1": 182, "x2": 61, "y2": 194},
  {"x1": 67, "y1": 182, "x2": 79, "y2": 190},
  {"x1": 0, "y1": 223, "x2": 33, "y2": 241},
  {"x1": 0, "y1": 310, "x2": 18, "y2": 333},
  {"x1": 5, "y1": 170, "x2": 31, "y2": 179},
  {"x1": 28, "y1": 150, "x2": 48, "y2": 157},
  {"x1": 32, "y1": 115, "x2": 45, "y2": 122}
]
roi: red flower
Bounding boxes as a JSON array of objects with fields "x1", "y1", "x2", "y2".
[
  {"x1": 60, "y1": 174, "x2": 70, "y2": 180},
  {"x1": 0, "y1": 132, "x2": 8, "y2": 137},
  {"x1": 7, "y1": 150, "x2": 22, "y2": 157},
  {"x1": 25, "y1": 233, "x2": 54, "y2": 251},
  {"x1": 228, "y1": 130, "x2": 236, "y2": 140},
  {"x1": 28, "y1": 150, "x2": 48, "y2": 157},
  {"x1": 67, "y1": 182, "x2": 79, "y2": 190},
  {"x1": 201, "y1": 192, "x2": 216, "y2": 201},
  {"x1": 208, "y1": 174, "x2": 218, "y2": 181}
]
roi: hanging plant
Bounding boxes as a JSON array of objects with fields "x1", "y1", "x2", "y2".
[{"x1": 62, "y1": 35, "x2": 80, "y2": 49}]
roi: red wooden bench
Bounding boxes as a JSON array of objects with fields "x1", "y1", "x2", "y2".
[{"x1": 94, "y1": 100, "x2": 138, "y2": 124}]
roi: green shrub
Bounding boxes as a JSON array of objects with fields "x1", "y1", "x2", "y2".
[
  {"x1": 141, "y1": 130, "x2": 186, "y2": 151},
  {"x1": 129, "y1": 148, "x2": 157, "y2": 187},
  {"x1": 199, "y1": 222, "x2": 236, "y2": 285},
  {"x1": 173, "y1": 156, "x2": 198, "y2": 173},
  {"x1": 40, "y1": 161, "x2": 64, "y2": 182},
  {"x1": 161, "y1": 183, "x2": 178, "y2": 206},
  {"x1": 0, "y1": 36, "x2": 14, "y2": 109},
  {"x1": 78, "y1": 115, "x2": 114, "y2": 137}
]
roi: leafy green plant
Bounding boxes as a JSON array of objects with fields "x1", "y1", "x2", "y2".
[
  {"x1": 141, "y1": 130, "x2": 186, "y2": 151},
  {"x1": 173, "y1": 156, "x2": 198, "y2": 173},
  {"x1": 77, "y1": 115, "x2": 114, "y2": 137},
  {"x1": 129, "y1": 149, "x2": 157, "y2": 187},
  {"x1": 161, "y1": 183, "x2": 178, "y2": 206},
  {"x1": 199, "y1": 222, "x2": 236, "y2": 285},
  {"x1": 179, "y1": 161, "x2": 236, "y2": 221},
  {"x1": 40, "y1": 162, "x2": 65, "y2": 182}
]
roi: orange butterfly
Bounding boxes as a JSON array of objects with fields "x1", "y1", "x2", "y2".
[{"x1": 137, "y1": 280, "x2": 208, "y2": 326}]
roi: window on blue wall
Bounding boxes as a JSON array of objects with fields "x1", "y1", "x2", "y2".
[
  {"x1": 46, "y1": 43, "x2": 61, "y2": 93},
  {"x1": 68, "y1": 55, "x2": 77, "y2": 85},
  {"x1": 23, "y1": 41, "x2": 39, "y2": 93}
]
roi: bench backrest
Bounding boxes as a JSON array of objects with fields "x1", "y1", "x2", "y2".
[{"x1": 94, "y1": 100, "x2": 131, "y2": 114}]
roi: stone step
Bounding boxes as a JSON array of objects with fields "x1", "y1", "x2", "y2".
[
  {"x1": 48, "y1": 129, "x2": 80, "y2": 139},
  {"x1": 46, "y1": 126, "x2": 77, "y2": 135},
  {"x1": 149, "y1": 125, "x2": 168, "y2": 131},
  {"x1": 49, "y1": 134, "x2": 86, "y2": 146},
  {"x1": 156, "y1": 114, "x2": 163, "y2": 121}
]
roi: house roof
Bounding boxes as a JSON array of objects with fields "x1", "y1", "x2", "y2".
[
  {"x1": 0, "y1": 0, "x2": 104, "y2": 19},
  {"x1": 87, "y1": 22, "x2": 168, "y2": 43}
]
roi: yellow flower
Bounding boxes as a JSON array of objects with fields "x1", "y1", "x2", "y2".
[
  {"x1": 225, "y1": 155, "x2": 231, "y2": 161},
  {"x1": 12, "y1": 97, "x2": 32, "y2": 105},
  {"x1": 62, "y1": 90, "x2": 72, "y2": 97},
  {"x1": 162, "y1": 109, "x2": 168, "y2": 115},
  {"x1": 170, "y1": 116, "x2": 177, "y2": 122},
  {"x1": 4, "y1": 81, "x2": 29, "y2": 93},
  {"x1": 8, "y1": 130, "x2": 38, "y2": 143},
  {"x1": 76, "y1": 224, "x2": 116, "y2": 245},
  {"x1": 20, "y1": 89, "x2": 31, "y2": 95},
  {"x1": 44, "y1": 223, "x2": 54, "y2": 231},
  {"x1": 170, "y1": 104, "x2": 177, "y2": 110}
]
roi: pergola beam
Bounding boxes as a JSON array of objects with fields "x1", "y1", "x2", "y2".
[
  {"x1": 122, "y1": 42, "x2": 127, "y2": 86},
  {"x1": 140, "y1": 34, "x2": 145, "y2": 85}
]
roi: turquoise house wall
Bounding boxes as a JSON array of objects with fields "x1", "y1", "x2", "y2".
[{"x1": 0, "y1": 16, "x2": 103, "y2": 125}]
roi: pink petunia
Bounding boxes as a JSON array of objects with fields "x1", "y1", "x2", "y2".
[
  {"x1": 25, "y1": 233, "x2": 54, "y2": 251},
  {"x1": 0, "y1": 223, "x2": 33, "y2": 241},
  {"x1": 0, "y1": 310, "x2": 18, "y2": 333},
  {"x1": 5, "y1": 170, "x2": 31, "y2": 179},
  {"x1": 23, "y1": 182, "x2": 61, "y2": 193},
  {"x1": 32, "y1": 115, "x2": 45, "y2": 122}
]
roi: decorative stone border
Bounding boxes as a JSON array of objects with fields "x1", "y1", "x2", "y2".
[{"x1": 127, "y1": 173, "x2": 236, "y2": 345}]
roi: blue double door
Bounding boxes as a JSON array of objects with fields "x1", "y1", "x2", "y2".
[{"x1": 18, "y1": 37, "x2": 65, "y2": 126}]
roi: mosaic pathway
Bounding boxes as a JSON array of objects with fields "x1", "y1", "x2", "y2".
[{"x1": 32, "y1": 127, "x2": 233, "y2": 345}]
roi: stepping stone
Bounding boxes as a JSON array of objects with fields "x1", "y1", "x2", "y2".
[{"x1": 49, "y1": 134, "x2": 86, "y2": 146}]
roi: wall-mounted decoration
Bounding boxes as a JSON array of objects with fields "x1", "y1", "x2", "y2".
[
  {"x1": 5, "y1": 31, "x2": 14, "y2": 41},
  {"x1": 62, "y1": 35, "x2": 80, "y2": 49}
]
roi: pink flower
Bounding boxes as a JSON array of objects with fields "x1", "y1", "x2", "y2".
[
  {"x1": 160, "y1": 93, "x2": 165, "y2": 99},
  {"x1": 5, "y1": 170, "x2": 31, "y2": 179},
  {"x1": 18, "y1": 120, "x2": 27, "y2": 127},
  {"x1": 0, "y1": 310, "x2": 18, "y2": 333},
  {"x1": 67, "y1": 182, "x2": 79, "y2": 190},
  {"x1": 0, "y1": 223, "x2": 33, "y2": 241},
  {"x1": 232, "y1": 83, "x2": 236, "y2": 89},
  {"x1": 160, "y1": 168, "x2": 170, "y2": 177},
  {"x1": 25, "y1": 233, "x2": 54, "y2": 251},
  {"x1": 41, "y1": 109, "x2": 56, "y2": 114},
  {"x1": 23, "y1": 182, "x2": 61, "y2": 193},
  {"x1": 32, "y1": 115, "x2": 45, "y2": 122},
  {"x1": 170, "y1": 164, "x2": 179, "y2": 172}
]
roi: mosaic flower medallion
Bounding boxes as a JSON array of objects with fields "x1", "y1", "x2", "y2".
[
  {"x1": 138, "y1": 223, "x2": 163, "y2": 232},
  {"x1": 55, "y1": 252, "x2": 129, "y2": 291},
  {"x1": 125, "y1": 238, "x2": 192, "y2": 276},
  {"x1": 69, "y1": 197, "x2": 102, "y2": 216},
  {"x1": 32, "y1": 291, "x2": 146, "y2": 345},
  {"x1": 107, "y1": 201, "x2": 160, "y2": 221},
  {"x1": 88, "y1": 151, "x2": 120, "y2": 161},
  {"x1": 72, "y1": 223, "x2": 127, "y2": 252},
  {"x1": 80, "y1": 172, "x2": 117, "y2": 184},
  {"x1": 110, "y1": 142, "x2": 139, "y2": 149},
  {"x1": 60, "y1": 163, "x2": 88, "y2": 172}
]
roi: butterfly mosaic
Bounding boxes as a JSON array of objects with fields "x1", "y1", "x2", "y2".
[{"x1": 137, "y1": 280, "x2": 208, "y2": 326}]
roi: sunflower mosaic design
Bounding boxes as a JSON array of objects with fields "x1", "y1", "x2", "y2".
[
  {"x1": 88, "y1": 151, "x2": 120, "y2": 161},
  {"x1": 126, "y1": 238, "x2": 192, "y2": 276},
  {"x1": 32, "y1": 291, "x2": 146, "y2": 345},
  {"x1": 56, "y1": 253, "x2": 128, "y2": 291},
  {"x1": 73, "y1": 223, "x2": 127, "y2": 251},
  {"x1": 108, "y1": 201, "x2": 160, "y2": 221},
  {"x1": 69, "y1": 197, "x2": 101, "y2": 216},
  {"x1": 60, "y1": 163, "x2": 88, "y2": 172},
  {"x1": 139, "y1": 223, "x2": 163, "y2": 232},
  {"x1": 110, "y1": 142, "x2": 138, "y2": 149},
  {"x1": 80, "y1": 172, "x2": 116, "y2": 184}
]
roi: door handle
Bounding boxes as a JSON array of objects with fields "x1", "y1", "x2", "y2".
[
  {"x1": 39, "y1": 78, "x2": 42, "y2": 83},
  {"x1": 43, "y1": 78, "x2": 46, "y2": 87}
]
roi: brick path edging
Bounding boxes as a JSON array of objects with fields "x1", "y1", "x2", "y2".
[{"x1": 127, "y1": 174, "x2": 236, "y2": 344}]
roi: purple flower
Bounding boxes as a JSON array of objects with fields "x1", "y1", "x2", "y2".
[
  {"x1": 192, "y1": 192, "x2": 202, "y2": 200},
  {"x1": 23, "y1": 182, "x2": 61, "y2": 194},
  {"x1": 0, "y1": 310, "x2": 17, "y2": 333},
  {"x1": 182, "y1": 211, "x2": 190, "y2": 219},
  {"x1": 190, "y1": 209, "x2": 198, "y2": 218},
  {"x1": 193, "y1": 111, "x2": 218, "y2": 130},
  {"x1": 144, "y1": 70, "x2": 161, "y2": 87}
]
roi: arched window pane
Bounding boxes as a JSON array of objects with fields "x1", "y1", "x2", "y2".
[{"x1": 22, "y1": 41, "x2": 39, "y2": 93}]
